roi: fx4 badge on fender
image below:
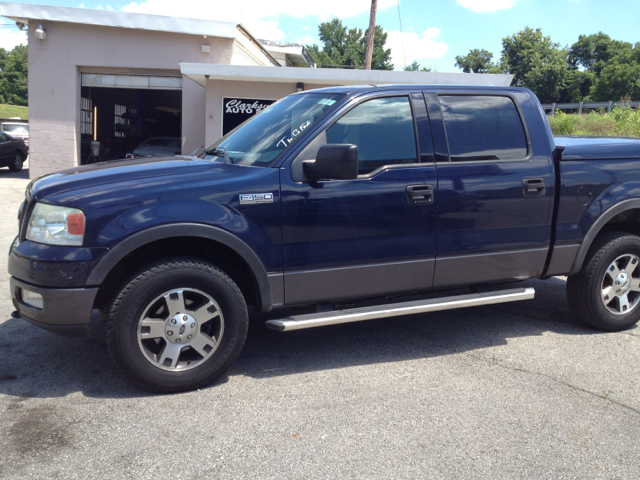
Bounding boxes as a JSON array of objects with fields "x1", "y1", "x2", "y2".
[{"x1": 239, "y1": 193, "x2": 274, "y2": 205}]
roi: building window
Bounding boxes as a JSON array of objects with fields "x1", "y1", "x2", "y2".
[
  {"x1": 81, "y1": 97, "x2": 93, "y2": 136},
  {"x1": 114, "y1": 104, "x2": 127, "y2": 138}
]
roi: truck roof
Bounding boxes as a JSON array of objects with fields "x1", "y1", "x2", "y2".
[{"x1": 297, "y1": 84, "x2": 526, "y2": 96}]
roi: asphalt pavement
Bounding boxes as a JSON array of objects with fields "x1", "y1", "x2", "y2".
[{"x1": 0, "y1": 166, "x2": 639, "y2": 479}]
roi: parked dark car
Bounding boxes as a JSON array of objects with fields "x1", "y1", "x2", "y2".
[
  {"x1": 9, "y1": 84, "x2": 640, "y2": 393},
  {"x1": 1, "y1": 122, "x2": 29, "y2": 150},
  {"x1": 0, "y1": 132, "x2": 27, "y2": 171}
]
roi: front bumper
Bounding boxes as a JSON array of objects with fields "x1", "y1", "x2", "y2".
[{"x1": 10, "y1": 277, "x2": 98, "y2": 337}]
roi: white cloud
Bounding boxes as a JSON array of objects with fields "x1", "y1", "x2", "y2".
[
  {"x1": 456, "y1": 0, "x2": 518, "y2": 13},
  {"x1": 385, "y1": 28, "x2": 448, "y2": 70},
  {"x1": 121, "y1": 0, "x2": 397, "y2": 41},
  {"x1": 0, "y1": 27, "x2": 27, "y2": 50}
]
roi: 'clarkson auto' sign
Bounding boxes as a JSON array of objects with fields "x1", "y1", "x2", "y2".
[{"x1": 222, "y1": 97, "x2": 276, "y2": 135}]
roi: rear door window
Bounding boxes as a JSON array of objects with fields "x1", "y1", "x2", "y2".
[{"x1": 439, "y1": 95, "x2": 528, "y2": 162}]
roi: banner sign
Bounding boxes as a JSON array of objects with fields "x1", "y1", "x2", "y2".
[{"x1": 222, "y1": 97, "x2": 276, "y2": 135}]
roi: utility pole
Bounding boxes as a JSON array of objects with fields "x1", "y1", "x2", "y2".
[{"x1": 364, "y1": 0, "x2": 377, "y2": 70}]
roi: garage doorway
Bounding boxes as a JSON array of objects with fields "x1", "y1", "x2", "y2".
[{"x1": 80, "y1": 74, "x2": 182, "y2": 164}]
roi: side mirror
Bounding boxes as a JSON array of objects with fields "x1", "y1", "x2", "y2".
[{"x1": 302, "y1": 144, "x2": 358, "y2": 181}]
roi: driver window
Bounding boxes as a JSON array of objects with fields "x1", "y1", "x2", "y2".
[{"x1": 327, "y1": 96, "x2": 417, "y2": 175}]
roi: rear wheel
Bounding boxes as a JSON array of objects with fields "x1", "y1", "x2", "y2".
[
  {"x1": 8, "y1": 152, "x2": 23, "y2": 172},
  {"x1": 567, "y1": 231, "x2": 640, "y2": 331},
  {"x1": 107, "y1": 258, "x2": 248, "y2": 393}
]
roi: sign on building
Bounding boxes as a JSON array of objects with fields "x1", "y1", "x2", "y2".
[{"x1": 222, "y1": 97, "x2": 276, "y2": 135}]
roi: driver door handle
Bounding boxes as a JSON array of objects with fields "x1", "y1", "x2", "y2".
[{"x1": 522, "y1": 178, "x2": 546, "y2": 197}]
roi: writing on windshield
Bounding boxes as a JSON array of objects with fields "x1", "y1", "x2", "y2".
[
  {"x1": 276, "y1": 120, "x2": 311, "y2": 148},
  {"x1": 202, "y1": 93, "x2": 345, "y2": 167}
]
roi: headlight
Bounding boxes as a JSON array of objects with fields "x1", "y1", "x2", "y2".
[{"x1": 26, "y1": 203, "x2": 85, "y2": 246}]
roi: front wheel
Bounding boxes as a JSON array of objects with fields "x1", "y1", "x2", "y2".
[
  {"x1": 567, "y1": 231, "x2": 640, "y2": 331},
  {"x1": 8, "y1": 152, "x2": 23, "y2": 172},
  {"x1": 107, "y1": 258, "x2": 248, "y2": 393}
]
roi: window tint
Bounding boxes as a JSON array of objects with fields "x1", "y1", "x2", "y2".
[
  {"x1": 439, "y1": 95, "x2": 527, "y2": 162},
  {"x1": 327, "y1": 96, "x2": 417, "y2": 175}
]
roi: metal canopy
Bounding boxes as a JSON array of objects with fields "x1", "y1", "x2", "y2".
[{"x1": 180, "y1": 63, "x2": 514, "y2": 88}]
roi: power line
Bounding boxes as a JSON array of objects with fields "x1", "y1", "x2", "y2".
[{"x1": 397, "y1": 0, "x2": 406, "y2": 68}]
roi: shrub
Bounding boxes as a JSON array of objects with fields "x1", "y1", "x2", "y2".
[
  {"x1": 549, "y1": 110, "x2": 578, "y2": 135},
  {"x1": 611, "y1": 106, "x2": 640, "y2": 137},
  {"x1": 547, "y1": 107, "x2": 640, "y2": 137},
  {"x1": 576, "y1": 111, "x2": 615, "y2": 136}
]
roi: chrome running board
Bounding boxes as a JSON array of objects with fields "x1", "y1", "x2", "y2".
[{"x1": 265, "y1": 287, "x2": 535, "y2": 332}]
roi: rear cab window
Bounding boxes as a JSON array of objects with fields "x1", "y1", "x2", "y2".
[{"x1": 438, "y1": 95, "x2": 528, "y2": 162}]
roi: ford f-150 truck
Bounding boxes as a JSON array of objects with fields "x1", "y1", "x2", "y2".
[{"x1": 9, "y1": 85, "x2": 640, "y2": 392}]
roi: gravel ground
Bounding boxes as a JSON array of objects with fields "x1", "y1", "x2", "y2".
[{"x1": 0, "y1": 166, "x2": 639, "y2": 479}]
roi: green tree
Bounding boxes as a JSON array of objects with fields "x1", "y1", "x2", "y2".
[
  {"x1": 308, "y1": 19, "x2": 393, "y2": 70},
  {"x1": 454, "y1": 49, "x2": 495, "y2": 73},
  {"x1": 403, "y1": 61, "x2": 431, "y2": 72},
  {"x1": 568, "y1": 32, "x2": 633, "y2": 75},
  {"x1": 563, "y1": 69, "x2": 595, "y2": 102},
  {"x1": 591, "y1": 60, "x2": 640, "y2": 101},
  {"x1": 0, "y1": 45, "x2": 28, "y2": 106},
  {"x1": 567, "y1": 33, "x2": 640, "y2": 101},
  {"x1": 499, "y1": 27, "x2": 572, "y2": 104}
]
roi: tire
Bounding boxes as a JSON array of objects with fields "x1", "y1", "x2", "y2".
[
  {"x1": 107, "y1": 257, "x2": 248, "y2": 393},
  {"x1": 8, "y1": 152, "x2": 23, "y2": 172},
  {"x1": 567, "y1": 231, "x2": 640, "y2": 331}
]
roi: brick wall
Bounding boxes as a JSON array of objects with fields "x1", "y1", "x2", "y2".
[{"x1": 28, "y1": 122, "x2": 76, "y2": 177}]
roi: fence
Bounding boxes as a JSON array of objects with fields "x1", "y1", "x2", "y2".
[{"x1": 542, "y1": 101, "x2": 640, "y2": 115}]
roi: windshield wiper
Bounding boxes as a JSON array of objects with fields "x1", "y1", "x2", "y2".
[{"x1": 205, "y1": 147, "x2": 234, "y2": 164}]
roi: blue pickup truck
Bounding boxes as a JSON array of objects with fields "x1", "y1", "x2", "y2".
[{"x1": 9, "y1": 85, "x2": 640, "y2": 392}]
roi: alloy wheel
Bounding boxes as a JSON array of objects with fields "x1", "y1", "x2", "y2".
[{"x1": 136, "y1": 288, "x2": 224, "y2": 371}]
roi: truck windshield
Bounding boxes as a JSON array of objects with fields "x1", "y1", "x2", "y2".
[{"x1": 201, "y1": 92, "x2": 344, "y2": 167}]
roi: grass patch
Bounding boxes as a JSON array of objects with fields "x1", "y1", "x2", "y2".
[
  {"x1": 548, "y1": 107, "x2": 640, "y2": 137},
  {"x1": 0, "y1": 104, "x2": 28, "y2": 120}
]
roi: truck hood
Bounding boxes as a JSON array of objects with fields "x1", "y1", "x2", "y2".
[
  {"x1": 555, "y1": 136, "x2": 640, "y2": 161},
  {"x1": 27, "y1": 156, "x2": 236, "y2": 201}
]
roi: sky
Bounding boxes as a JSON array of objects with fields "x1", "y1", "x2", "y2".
[{"x1": 0, "y1": 0, "x2": 639, "y2": 71}]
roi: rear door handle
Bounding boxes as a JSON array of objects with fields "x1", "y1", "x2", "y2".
[
  {"x1": 522, "y1": 178, "x2": 546, "y2": 197},
  {"x1": 406, "y1": 184, "x2": 434, "y2": 206}
]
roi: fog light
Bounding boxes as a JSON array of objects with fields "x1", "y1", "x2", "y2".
[{"x1": 22, "y1": 289, "x2": 43, "y2": 309}]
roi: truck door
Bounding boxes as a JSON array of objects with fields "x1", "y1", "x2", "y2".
[
  {"x1": 279, "y1": 92, "x2": 438, "y2": 305},
  {"x1": 424, "y1": 91, "x2": 554, "y2": 287}
]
